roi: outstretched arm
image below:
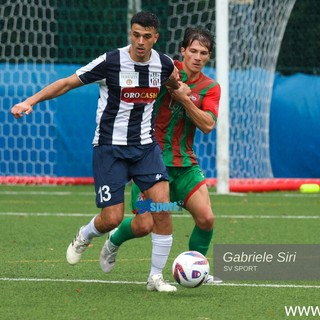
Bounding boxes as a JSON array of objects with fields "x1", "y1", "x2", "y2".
[{"x1": 11, "y1": 74, "x2": 83, "y2": 119}]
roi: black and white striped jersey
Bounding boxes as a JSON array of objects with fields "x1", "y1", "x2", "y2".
[{"x1": 76, "y1": 45, "x2": 174, "y2": 146}]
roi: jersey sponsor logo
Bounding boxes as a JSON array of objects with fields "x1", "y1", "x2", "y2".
[
  {"x1": 121, "y1": 87, "x2": 159, "y2": 103},
  {"x1": 119, "y1": 71, "x2": 139, "y2": 87}
]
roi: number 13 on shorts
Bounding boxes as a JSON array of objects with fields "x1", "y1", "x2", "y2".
[{"x1": 98, "y1": 185, "x2": 111, "y2": 203}]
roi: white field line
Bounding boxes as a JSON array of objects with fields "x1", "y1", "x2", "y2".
[
  {"x1": 0, "y1": 191, "x2": 94, "y2": 196},
  {"x1": 0, "y1": 277, "x2": 319, "y2": 289},
  {"x1": 0, "y1": 212, "x2": 319, "y2": 219},
  {"x1": 0, "y1": 277, "x2": 145, "y2": 285},
  {"x1": 217, "y1": 215, "x2": 320, "y2": 219},
  {"x1": 0, "y1": 190, "x2": 318, "y2": 198},
  {"x1": 0, "y1": 191, "x2": 104, "y2": 196}
]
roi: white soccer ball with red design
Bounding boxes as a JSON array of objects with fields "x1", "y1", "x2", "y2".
[{"x1": 172, "y1": 251, "x2": 209, "y2": 288}]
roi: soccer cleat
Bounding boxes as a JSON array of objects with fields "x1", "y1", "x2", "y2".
[
  {"x1": 99, "y1": 237, "x2": 119, "y2": 273},
  {"x1": 146, "y1": 274, "x2": 177, "y2": 292},
  {"x1": 204, "y1": 274, "x2": 223, "y2": 284},
  {"x1": 66, "y1": 226, "x2": 91, "y2": 265}
]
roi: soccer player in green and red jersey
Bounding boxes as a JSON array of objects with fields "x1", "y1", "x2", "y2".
[{"x1": 101, "y1": 27, "x2": 222, "y2": 287}]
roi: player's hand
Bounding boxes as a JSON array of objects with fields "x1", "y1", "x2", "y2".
[
  {"x1": 171, "y1": 66, "x2": 181, "y2": 82},
  {"x1": 166, "y1": 67, "x2": 181, "y2": 89},
  {"x1": 11, "y1": 102, "x2": 33, "y2": 119},
  {"x1": 167, "y1": 82, "x2": 191, "y2": 101}
]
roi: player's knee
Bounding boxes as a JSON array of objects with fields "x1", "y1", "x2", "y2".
[
  {"x1": 195, "y1": 211, "x2": 214, "y2": 230},
  {"x1": 206, "y1": 213, "x2": 214, "y2": 229},
  {"x1": 152, "y1": 211, "x2": 172, "y2": 232},
  {"x1": 100, "y1": 210, "x2": 123, "y2": 229},
  {"x1": 132, "y1": 213, "x2": 154, "y2": 237},
  {"x1": 138, "y1": 222, "x2": 153, "y2": 236},
  {"x1": 134, "y1": 219, "x2": 153, "y2": 236},
  {"x1": 106, "y1": 218, "x2": 122, "y2": 230},
  {"x1": 152, "y1": 211, "x2": 170, "y2": 224}
]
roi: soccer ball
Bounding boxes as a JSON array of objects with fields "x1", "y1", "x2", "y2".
[{"x1": 172, "y1": 251, "x2": 209, "y2": 288}]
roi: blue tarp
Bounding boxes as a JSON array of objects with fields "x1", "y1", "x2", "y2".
[
  {"x1": 1, "y1": 64, "x2": 319, "y2": 178},
  {"x1": 270, "y1": 73, "x2": 320, "y2": 177}
]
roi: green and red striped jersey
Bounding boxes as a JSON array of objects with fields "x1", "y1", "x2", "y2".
[{"x1": 154, "y1": 60, "x2": 220, "y2": 167}]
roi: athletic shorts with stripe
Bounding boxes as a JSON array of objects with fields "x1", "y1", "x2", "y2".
[{"x1": 131, "y1": 165, "x2": 206, "y2": 212}]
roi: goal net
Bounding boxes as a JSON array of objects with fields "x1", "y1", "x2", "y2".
[
  {"x1": 0, "y1": 1, "x2": 58, "y2": 176},
  {"x1": 0, "y1": 0, "x2": 296, "y2": 183},
  {"x1": 0, "y1": 0, "x2": 128, "y2": 178},
  {"x1": 165, "y1": 0, "x2": 296, "y2": 179}
]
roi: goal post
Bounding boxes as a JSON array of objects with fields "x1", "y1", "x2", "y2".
[{"x1": 215, "y1": 0, "x2": 230, "y2": 194}]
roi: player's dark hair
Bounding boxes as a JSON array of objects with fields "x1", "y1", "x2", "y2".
[
  {"x1": 131, "y1": 11, "x2": 160, "y2": 31},
  {"x1": 181, "y1": 27, "x2": 215, "y2": 52}
]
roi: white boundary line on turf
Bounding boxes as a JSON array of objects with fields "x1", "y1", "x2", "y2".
[
  {"x1": 0, "y1": 191, "x2": 93, "y2": 195},
  {"x1": 217, "y1": 215, "x2": 320, "y2": 219},
  {"x1": 0, "y1": 277, "x2": 319, "y2": 289},
  {"x1": 0, "y1": 277, "x2": 145, "y2": 285},
  {"x1": 1, "y1": 190, "x2": 318, "y2": 198},
  {"x1": 0, "y1": 191, "x2": 126, "y2": 196},
  {"x1": 217, "y1": 283, "x2": 320, "y2": 289},
  {"x1": 0, "y1": 212, "x2": 320, "y2": 219}
]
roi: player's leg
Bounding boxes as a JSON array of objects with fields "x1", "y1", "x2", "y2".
[
  {"x1": 143, "y1": 180, "x2": 176, "y2": 292},
  {"x1": 99, "y1": 143, "x2": 164, "y2": 275},
  {"x1": 100, "y1": 181, "x2": 155, "y2": 272},
  {"x1": 110, "y1": 181, "x2": 151, "y2": 247},
  {"x1": 184, "y1": 183, "x2": 214, "y2": 256},
  {"x1": 185, "y1": 185, "x2": 222, "y2": 284},
  {"x1": 67, "y1": 204, "x2": 126, "y2": 266},
  {"x1": 168, "y1": 165, "x2": 213, "y2": 255},
  {"x1": 101, "y1": 142, "x2": 176, "y2": 291},
  {"x1": 125, "y1": 178, "x2": 176, "y2": 290},
  {"x1": 134, "y1": 143, "x2": 176, "y2": 291},
  {"x1": 100, "y1": 210, "x2": 154, "y2": 272},
  {"x1": 174, "y1": 165, "x2": 222, "y2": 284},
  {"x1": 66, "y1": 145, "x2": 127, "y2": 265}
]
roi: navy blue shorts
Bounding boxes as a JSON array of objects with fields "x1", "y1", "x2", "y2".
[{"x1": 93, "y1": 142, "x2": 168, "y2": 208}]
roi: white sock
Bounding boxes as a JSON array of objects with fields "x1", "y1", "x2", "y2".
[
  {"x1": 149, "y1": 233, "x2": 173, "y2": 278},
  {"x1": 81, "y1": 216, "x2": 104, "y2": 240}
]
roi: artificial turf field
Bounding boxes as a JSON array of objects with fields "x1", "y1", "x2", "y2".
[{"x1": 0, "y1": 184, "x2": 319, "y2": 320}]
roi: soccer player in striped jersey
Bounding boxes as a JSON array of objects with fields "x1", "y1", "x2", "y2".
[
  {"x1": 11, "y1": 11, "x2": 181, "y2": 292},
  {"x1": 108, "y1": 27, "x2": 222, "y2": 286}
]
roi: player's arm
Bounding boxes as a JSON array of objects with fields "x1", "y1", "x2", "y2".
[
  {"x1": 168, "y1": 83, "x2": 219, "y2": 134},
  {"x1": 11, "y1": 74, "x2": 83, "y2": 119},
  {"x1": 165, "y1": 66, "x2": 180, "y2": 89},
  {"x1": 180, "y1": 96, "x2": 215, "y2": 134}
]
